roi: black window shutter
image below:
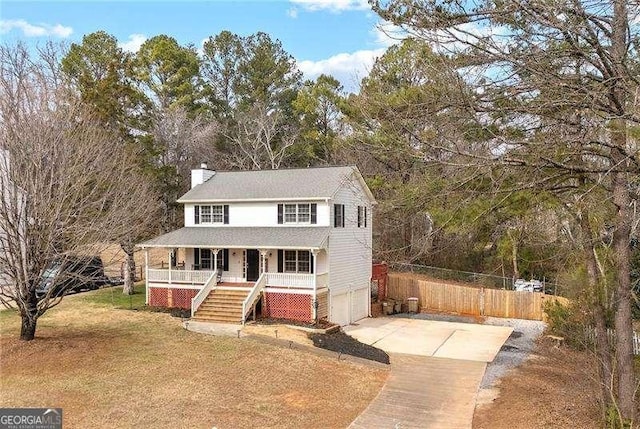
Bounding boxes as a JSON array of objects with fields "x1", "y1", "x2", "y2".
[
  {"x1": 310, "y1": 203, "x2": 317, "y2": 224},
  {"x1": 223, "y1": 205, "x2": 229, "y2": 224},
  {"x1": 333, "y1": 205, "x2": 338, "y2": 227},
  {"x1": 223, "y1": 249, "x2": 229, "y2": 271},
  {"x1": 357, "y1": 206, "x2": 362, "y2": 227},
  {"x1": 341, "y1": 205, "x2": 345, "y2": 227},
  {"x1": 277, "y1": 250, "x2": 283, "y2": 272},
  {"x1": 310, "y1": 252, "x2": 314, "y2": 274},
  {"x1": 194, "y1": 248, "x2": 200, "y2": 270},
  {"x1": 194, "y1": 205, "x2": 200, "y2": 225},
  {"x1": 365, "y1": 207, "x2": 368, "y2": 227},
  {"x1": 277, "y1": 204, "x2": 283, "y2": 224}
]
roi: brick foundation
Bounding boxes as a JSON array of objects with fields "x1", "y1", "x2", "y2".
[
  {"x1": 148, "y1": 287, "x2": 197, "y2": 310},
  {"x1": 263, "y1": 292, "x2": 312, "y2": 323}
]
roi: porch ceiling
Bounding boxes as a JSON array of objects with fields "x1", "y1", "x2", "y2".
[{"x1": 138, "y1": 226, "x2": 329, "y2": 250}]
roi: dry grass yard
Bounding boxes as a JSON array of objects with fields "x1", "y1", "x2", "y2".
[
  {"x1": 0, "y1": 289, "x2": 387, "y2": 429},
  {"x1": 473, "y1": 338, "x2": 602, "y2": 429}
]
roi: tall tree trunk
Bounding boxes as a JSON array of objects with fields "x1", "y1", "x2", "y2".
[
  {"x1": 611, "y1": 162, "x2": 636, "y2": 421},
  {"x1": 610, "y1": 0, "x2": 637, "y2": 421},
  {"x1": 19, "y1": 294, "x2": 38, "y2": 341},
  {"x1": 121, "y1": 243, "x2": 136, "y2": 295},
  {"x1": 579, "y1": 210, "x2": 613, "y2": 412}
]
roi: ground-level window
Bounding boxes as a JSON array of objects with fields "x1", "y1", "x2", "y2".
[
  {"x1": 284, "y1": 250, "x2": 311, "y2": 273},
  {"x1": 196, "y1": 249, "x2": 225, "y2": 270}
]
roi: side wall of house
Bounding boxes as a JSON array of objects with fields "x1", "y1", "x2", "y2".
[{"x1": 327, "y1": 174, "x2": 373, "y2": 325}]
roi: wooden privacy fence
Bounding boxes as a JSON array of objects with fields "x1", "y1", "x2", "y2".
[{"x1": 387, "y1": 274, "x2": 570, "y2": 321}]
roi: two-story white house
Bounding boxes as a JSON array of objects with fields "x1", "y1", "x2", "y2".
[{"x1": 138, "y1": 164, "x2": 376, "y2": 326}]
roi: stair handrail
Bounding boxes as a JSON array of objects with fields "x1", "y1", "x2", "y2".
[
  {"x1": 242, "y1": 272, "x2": 267, "y2": 324},
  {"x1": 191, "y1": 272, "x2": 218, "y2": 317}
]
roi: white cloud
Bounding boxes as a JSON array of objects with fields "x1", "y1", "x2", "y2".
[
  {"x1": 119, "y1": 34, "x2": 147, "y2": 53},
  {"x1": 0, "y1": 19, "x2": 73, "y2": 38},
  {"x1": 372, "y1": 21, "x2": 406, "y2": 48},
  {"x1": 298, "y1": 48, "x2": 386, "y2": 93},
  {"x1": 287, "y1": 8, "x2": 299, "y2": 18},
  {"x1": 290, "y1": 0, "x2": 369, "y2": 12}
]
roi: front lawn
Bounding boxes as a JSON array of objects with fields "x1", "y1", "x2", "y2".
[
  {"x1": 80, "y1": 282, "x2": 146, "y2": 309},
  {"x1": 0, "y1": 290, "x2": 387, "y2": 428}
]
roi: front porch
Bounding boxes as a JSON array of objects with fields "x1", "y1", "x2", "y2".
[
  {"x1": 143, "y1": 247, "x2": 329, "y2": 324},
  {"x1": 138, "y1": 225, "x2": 331, "y2": 324}
]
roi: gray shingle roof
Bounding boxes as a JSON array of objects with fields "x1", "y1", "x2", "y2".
[
  {"x1": 178, "y1": 165, "x2": 359, "y2": 202},
  {"x1": 139, "y1": 227, "x2": 330, "y2": 249}
]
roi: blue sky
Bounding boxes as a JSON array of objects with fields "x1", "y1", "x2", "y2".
[{"x1": 0, "y1": 0, "x2": 399, "y2": 92}]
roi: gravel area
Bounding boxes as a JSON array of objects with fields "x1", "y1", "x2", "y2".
[{"x1": 479, "y1": 317, "x2": 545, "y2": 388}]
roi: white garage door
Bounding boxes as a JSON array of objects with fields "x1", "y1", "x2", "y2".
[
  {"x1": 331, "y1": 287, "x2": 369, "y2": 326},
  {"x1": 351, "y1": 287, "x2": 369, "y2": 322},
  {"x1": 331, "y1": 291, "x2": 350, "y2": 326}
]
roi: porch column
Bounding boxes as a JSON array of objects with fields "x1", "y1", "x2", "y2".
[
  {"x1": 260, "y1": 250, "x2": 268, "y2": 274},
  {"x1": 311, "y1": 248, "x2": 319, "y2": 321},
  {"x1": 168, "y1": 249, "x2": 173, "y2": 285},
  {"x1": 212, "y1": 249, "x2": 219, "y2": 273},
  {"x1": 144, "y1": 248, "x2": 149, "y2": 305}
]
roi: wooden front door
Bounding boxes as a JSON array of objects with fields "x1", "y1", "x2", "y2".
[{"x1": 246, "y1": 249, "x2": 260, "y2": 282}]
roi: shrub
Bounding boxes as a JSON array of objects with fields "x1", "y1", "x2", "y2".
[{"x1": 543, "y1": 299, "x2": 589, "y2": 349}]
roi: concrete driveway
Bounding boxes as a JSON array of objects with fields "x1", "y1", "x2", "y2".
[
  {"x1": 343, "y1": 316, "x2": 512, "y2": 362},
  {"x1": 346, "y1": 317, "x2": 513, "y2": 429}
]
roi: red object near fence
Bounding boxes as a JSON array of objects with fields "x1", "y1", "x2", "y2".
[{"x1": 372, "y1": 262, "x2": 388, "y2": 302}]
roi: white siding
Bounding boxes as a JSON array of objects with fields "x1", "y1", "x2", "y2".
[
  {"x1": 184, "y1": 201, "x2": 331, "y2": 227},
  {"x1": 327, "y1": 174, "x2": 373, "y2": 324}
]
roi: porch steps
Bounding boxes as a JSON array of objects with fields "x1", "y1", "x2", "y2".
[{"x1": 193, "y1": 286, "x2": 251, "y2": 324}]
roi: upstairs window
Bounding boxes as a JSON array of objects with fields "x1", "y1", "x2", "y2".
[
  {"x1": 334, "y1": 204, "x2": 345, "y2": 228},
  {"x1": 194, "y1": 205, "x2": 229, "y2": 225},
  {"x1": 278, "y1": 203, "x2": 317, "y2": 224},
  {"x1": 357, "y1": 206, "x2": 368, "y2": 228}
]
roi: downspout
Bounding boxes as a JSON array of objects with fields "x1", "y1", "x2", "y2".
[
  {"x1": 144, "y1": 248, "x2": 149, "y2": 305},
  {"x1": 312, "y1": 248, "x2": 318, "y2": 322}
]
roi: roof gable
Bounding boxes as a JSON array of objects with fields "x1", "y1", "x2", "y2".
[{"x1": 178, "y1": 165, "x2": 376, "y2": 203}]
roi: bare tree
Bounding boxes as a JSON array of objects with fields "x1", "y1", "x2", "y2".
[
  {"x1": 147, "y1": 106, "x2": 219, "y2": 231},
  {"x1": 0, "y1": 44, "x2": 157, "y2": 339},
  {"x1": 223, "y1": 103, "x2": 298, "y2": 170}
]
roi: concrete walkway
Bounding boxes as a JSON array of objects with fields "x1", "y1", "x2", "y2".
[
  {"x1": 350, "y1": 354, "x2": 486, "y2": 429},
  {"x1": 346, "y1": 317, "x2": 513, "y2": 429}
]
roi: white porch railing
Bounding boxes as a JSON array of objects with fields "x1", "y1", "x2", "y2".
[
  {"x1": 190, "y1": 272, "x2": 218, "y2": 317},
  {"x1": 148, "y1": 269, "x2": 214, "y2": 285},
  {"x1": 242, "y1": 272, "x2": 267, "y2": 324},
  {"x1": 316, "y1": 272, "x2": 328, "y2": 288},
  {"x1": 266, "y1": 272, "x2": 316, "y2": 289}
]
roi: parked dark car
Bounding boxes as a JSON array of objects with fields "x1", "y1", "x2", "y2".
[{"x1": 36, "y1": 256, "x2": 111, "y2": 298}]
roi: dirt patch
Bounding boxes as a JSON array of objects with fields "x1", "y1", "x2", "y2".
[
  {"x1": 473, "y1": 338, "x2": 601, "y2": 429},
  {"x1": 310, "y1": 331, "x2": 390, "y2": 364},
  {"x1": 0, "y1": 294, "x2": 386, "y2": 429},
  {"x1": 255, "y1": 317, "x2": 336, "y2": 330},
  {"x1": 243, "y1": 324, "x2": 314, "y2": 347}
]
